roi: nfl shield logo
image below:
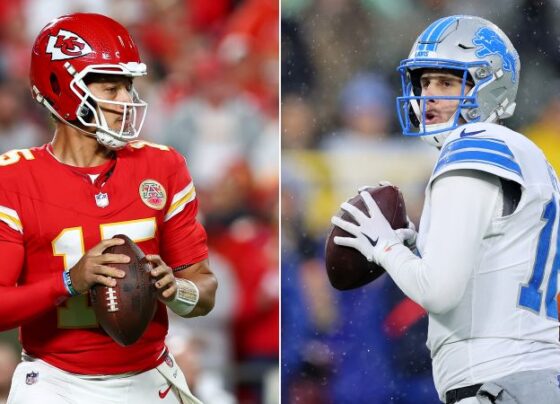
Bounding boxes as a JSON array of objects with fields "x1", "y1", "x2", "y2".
[
  {"x1": 25, "y1": 371, "x2": 38, "y2": 385},
  {"x1": 95, "y1": 192, "x2": 109, "y2": 208}
]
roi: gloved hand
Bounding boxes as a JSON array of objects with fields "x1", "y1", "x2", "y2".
[
  {"x1": 358, "y1": 182, "x2": 418, "y2": 250},
  {"x1": 331, "y1": 191, "x2": 412, "y2": 265},
  {"x1": 396, "y1": 219, "x2": 417, "y2": 250}
]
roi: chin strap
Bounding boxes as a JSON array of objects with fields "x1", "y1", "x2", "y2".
[{"x1": 95, "y1": 130, "x2": 129, "y2": 150}]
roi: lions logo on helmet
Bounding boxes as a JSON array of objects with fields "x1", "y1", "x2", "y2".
[
  {"x1": 396, "y1": 15, "x2": 520, "y2": 147},
  {"x1": 472, "y1": 27, "x2": 518, "y2": 83}
]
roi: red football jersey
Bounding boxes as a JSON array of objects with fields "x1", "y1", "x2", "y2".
[{"x1": 0, "y1": 141, "x2": 208, "y2": 374}]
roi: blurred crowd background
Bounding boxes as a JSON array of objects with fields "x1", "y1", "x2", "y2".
[
  {"x1": 281, "y1": 0, "x2": 560, "y2": 403},
  {"x1": 0, "y1": 1, "x2": 278, "y2": 404}
]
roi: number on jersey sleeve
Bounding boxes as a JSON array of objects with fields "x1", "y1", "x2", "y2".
[{"x1": 0, "y1": 149, "x2": 34, "y2": 166}]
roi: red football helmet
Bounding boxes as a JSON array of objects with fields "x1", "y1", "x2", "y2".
[{"x1": 30, "y1": 13, "x2": 148, "y2": 149}]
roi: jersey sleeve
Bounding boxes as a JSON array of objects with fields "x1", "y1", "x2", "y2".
[
  {"x1": 0, "y1": 189, "x2": 24, "y2": 286},
  {"x1": 0, "y1": 186, "x2": 69, "y2": 331},
  {"x1": 0, "y1": 188, "x2": 24, "y2": 239},
  {"x1": 160, "y1": 152, "x2": 208, "y2": 268},
  {"x1": 0, "y1": 187, "x2": 23, "y2": 244},
  {"x1": 379, "y1": 170, "x2": 501, "y2": 314},
  {"x1": 432, "y1": 136, "x2": 524, "y2": 186}
]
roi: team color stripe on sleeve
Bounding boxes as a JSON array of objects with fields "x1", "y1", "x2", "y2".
[
  {"x1": 0, "y1": 205, "x2": 22, "y2": 233},
  {"x1": 435, "y1": 137, "x2": 522, "y2": 177},
  {"x1": 164, "y1": 182, "x2": 196, "y2": 222}
]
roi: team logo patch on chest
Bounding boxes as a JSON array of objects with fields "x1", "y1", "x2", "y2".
[{"x1": 139, "y1": 180, "x2": 166, "y2": 210}]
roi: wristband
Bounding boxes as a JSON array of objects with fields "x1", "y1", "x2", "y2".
[
  {"x1": 62, "y1": 271, "x2": 79, "y2": 297},
  {"x1": 166, "y1": 279, "x2": 199, "y2": 316}
]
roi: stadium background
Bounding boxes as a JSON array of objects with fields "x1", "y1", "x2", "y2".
[
  {"x1": 0, "y1": 1, "x2": 278, "y2": 404},
  {"x1": 281, "y1": 0, "x2": 560, "y2": 403}
]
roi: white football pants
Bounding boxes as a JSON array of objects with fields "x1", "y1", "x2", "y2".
[{"x1": 7, "y1": 353, "x2": 202, "y2": 404}]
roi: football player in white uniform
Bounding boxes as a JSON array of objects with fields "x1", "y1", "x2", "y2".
[{"x1": 331, "y1": 15, "x2": 560, "y2": 404}]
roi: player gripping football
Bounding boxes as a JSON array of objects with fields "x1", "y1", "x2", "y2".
[
  {"x1": 0, "y1": 13, "x2": 217, "y2": 404},
  {"x1": 331, "y1": 15, "x2": 560, "y2": 404}
]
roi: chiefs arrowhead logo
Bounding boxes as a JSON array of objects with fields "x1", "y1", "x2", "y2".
[{"x1": 46, "y1": 29, "x2": 93, "y2": 61}]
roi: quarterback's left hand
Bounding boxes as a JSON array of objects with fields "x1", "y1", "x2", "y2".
[
  {"x1": 331, "y1": 191, "x2": 406, "y2": 265},
  {"x1": 146, "y1": 254, "x2": 177, "y2": 302},
  {"x1": 396, "y1": 219, "x2": 417, "y2": 250}
]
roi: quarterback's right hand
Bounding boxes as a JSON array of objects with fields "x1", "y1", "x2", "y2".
[
  {"x1": 359, "y1": 182, "x2": 418, "y2": 249},
  {"x1": 68, "y1": 238, "x2": 129, "y2": 294},
  {"x1": 332, "y1": 191, "x2": 404, "y2": 265}
]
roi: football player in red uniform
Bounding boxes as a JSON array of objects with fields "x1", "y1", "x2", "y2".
[{"x1": 1, "y1": 13, "x2": 217, "y2": 404}]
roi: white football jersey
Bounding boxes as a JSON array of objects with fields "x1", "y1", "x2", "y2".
[{"x1": 417, "y1": 122, "x2": 560, "y2": 394}]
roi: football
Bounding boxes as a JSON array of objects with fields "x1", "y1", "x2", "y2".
[
  {"x1": 325, "y1": 185, "x2": 408, "y2": 290},
  {"x1": 90, "y1": 234, "x2": 157, "y2": 346}
]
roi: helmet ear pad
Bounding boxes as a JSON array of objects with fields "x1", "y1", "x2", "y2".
[
  {"x1": 77, "y1": 97, "x2": 97, "y2": 123},
  {"x1": 49, "y1": 73, "x2": 61, "y2": 96}
]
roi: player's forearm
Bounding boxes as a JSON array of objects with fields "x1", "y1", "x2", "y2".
[
  {"x1": 380, "y1": 171, "x2": 500, "y2": 314},
  {"x1": 379, "y1": 244, "x2": 464, "y2": 313},
  {"x1": 0, "y1": 273, "x2": 69, "y2": 331}
]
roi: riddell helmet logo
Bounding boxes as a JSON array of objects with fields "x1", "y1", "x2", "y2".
[{"x1": 46, "y1": 29, "x2": 93, "y2": 61}]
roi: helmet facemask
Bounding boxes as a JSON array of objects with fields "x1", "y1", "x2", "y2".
[
  {"x1": 396, "y1": 60, "x2": 490, "y2": 147},
  {"x1": 69, "y1": 62, "x2": 148, "y2": 150}
]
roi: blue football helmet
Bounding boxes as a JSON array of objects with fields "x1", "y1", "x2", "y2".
[{"x1": 396, "y1": 15, "x2": 520, "y2": 147}]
